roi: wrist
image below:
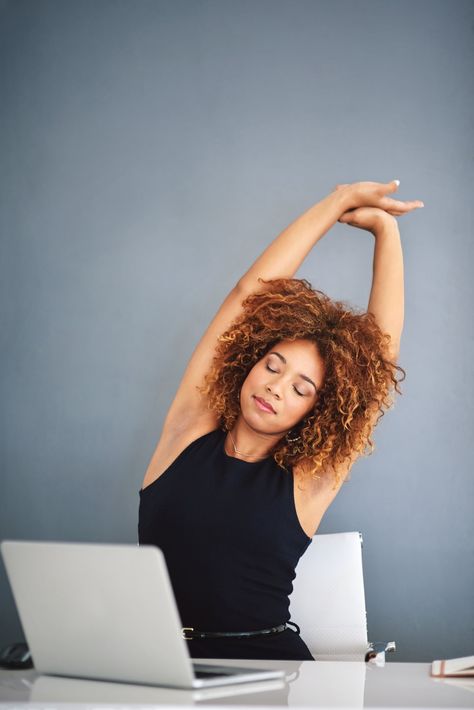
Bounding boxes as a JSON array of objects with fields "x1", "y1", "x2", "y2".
[
  {"x1": 328, "y1": 186, "x2": 354, "y2": 216},
  {"x1": 372, "y1": 216, "x2": 400, "y2": 239}
]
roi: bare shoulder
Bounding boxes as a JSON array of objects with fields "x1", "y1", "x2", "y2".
[
  {"x1": 295, "y1": 401, "x2": 380, "y2": 506},
  {"x1": 141, "y1": 415, "x2": 220, "y2": 491}
]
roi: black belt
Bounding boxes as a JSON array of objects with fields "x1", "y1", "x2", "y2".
[{"x1": 182, "y1": 621, "x2": 300, "y2": 640}]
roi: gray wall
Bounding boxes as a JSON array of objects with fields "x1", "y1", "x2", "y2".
[{"x1": 1, "y1": 0, "x2": 472, "y2": 663}]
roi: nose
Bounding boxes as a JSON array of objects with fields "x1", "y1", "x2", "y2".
[{"x1": 265, "y1": 383, "x2": 281, "y2": 400}]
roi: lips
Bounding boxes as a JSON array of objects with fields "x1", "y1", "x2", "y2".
[{"x1": 254, "y1": 396, "x2": 276, "y2": 414}]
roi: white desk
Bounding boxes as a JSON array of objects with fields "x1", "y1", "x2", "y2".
[{"x1": 0, "y1": 660, "x2": 473, "y2": 708}]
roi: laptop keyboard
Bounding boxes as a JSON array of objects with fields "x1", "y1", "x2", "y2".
[{"x1": 194, "y1": 669, "x2": 229, "y2": 678}]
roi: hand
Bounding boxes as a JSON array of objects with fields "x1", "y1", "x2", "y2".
[
  {"x1": 333, "y1": 180, "x2": 424, "y2": 216},
  {"x1": 337, "y1": 205, "x2": 397, "y2": 234}
]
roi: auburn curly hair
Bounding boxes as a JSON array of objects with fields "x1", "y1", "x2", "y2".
[{"x1": 199, "y1": 277, "x2": 406, "y2": 488}]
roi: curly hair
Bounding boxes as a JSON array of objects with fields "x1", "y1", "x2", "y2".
[{"x1": 198, "y1": 277, "x2": 406, "y2": 487}]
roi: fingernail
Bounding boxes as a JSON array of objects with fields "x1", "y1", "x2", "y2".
[
  {"x1": 419, "y1": 202, "x2": 424, "y2": 207},
  {"x1": 393, "y1": 179, "x2": 400, "y2": 186}
]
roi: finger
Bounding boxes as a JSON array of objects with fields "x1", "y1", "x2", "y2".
[
  {"x1": 384, "y1": 204, "x2": 423, "y2": 216},
  {"x1": 373, "y1": 179, "x2": 400, "y2": 195},
  {"x1": 381, "y1": 198, "x2": 423, "y2": 211},
  {"x1": 386, "y1": 179, "x2": 400, "y2": 193},
  {"x1": 338, "y1": 207, "x2": 357, "y2": 222}
]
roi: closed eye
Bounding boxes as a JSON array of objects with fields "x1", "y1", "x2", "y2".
[{"x1": 266, "y1": 364, "x2": 306, "y2": 397}]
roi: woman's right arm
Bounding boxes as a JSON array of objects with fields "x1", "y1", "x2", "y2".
[
  {"x1": 141, "y1": 283, "x2": 258, "y2": 489},
  {"x1": 159, "y1": 283, "x2": 255, "y2": 436},
  {"x1": 236, "y1": 189, "x2": 349, "y2": 291}
]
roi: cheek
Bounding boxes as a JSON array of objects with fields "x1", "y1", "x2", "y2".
[
  {"x1": 292, "y1": 398, "x2": 309, "y2": 417},
  {"x1": 242, "y1": 366, "x2": 262, "y2": 390},
  {"x1": 279, "y1": 396, "x2": 302, "y2": 424},
  {"x1": 290, "y1": 396, "x2": 315, "y2": 421},
  {"x1": 240, "y1": 371, "x2": 256, "y2": 399}
]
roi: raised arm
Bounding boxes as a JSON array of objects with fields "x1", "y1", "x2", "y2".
[
  {"x1": 367, "y1": 217, "x2": 404, "y2": 360},
  {"x1": 237, "y1": 190, "x2": 349, "y2": 290},
  {"x1": 144, "y1": 182, "x2": 420, "y2": 485},
  {"x1": 237, "y1": 179, "x2": 421, "y2": 291},
  {"x1": 336, "y1": 180, "x2": 423, "y2": 360}
]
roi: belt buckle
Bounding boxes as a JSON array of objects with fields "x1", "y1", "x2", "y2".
[{"x1": 182, "y1": 627, "x2": 194, "y2": 640}]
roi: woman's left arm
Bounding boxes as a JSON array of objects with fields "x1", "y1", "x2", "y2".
[
  {"x1": 336, "y1": 181, "x2": 423, "y2": 361},
  {"x1": 367, "y1": 217, "x2": 404, "y2": 361}
]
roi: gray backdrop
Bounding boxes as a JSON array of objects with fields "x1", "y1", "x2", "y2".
[{"x1": 1, "y1": 0, "x2": 473, "y2": 662}]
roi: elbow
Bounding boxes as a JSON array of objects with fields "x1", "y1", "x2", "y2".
[
  {"x1": 385, "y1": 335, "x2": 401, "y2": 363},
  {"x1": 236, "y1": 275, "x2": 267, "y2": 296}
]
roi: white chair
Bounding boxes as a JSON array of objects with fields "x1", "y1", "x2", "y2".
[{"x1": 288, "y1": 531, "x2": 396, "y2": 663}]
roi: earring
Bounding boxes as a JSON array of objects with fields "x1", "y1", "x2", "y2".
[{"x1": 286, "y1": 431, "x2": 301, "y2": 443}]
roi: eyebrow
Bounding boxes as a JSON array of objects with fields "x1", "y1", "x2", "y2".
[{"x1": 268, "y1": 351, "x2": 319, "y2": 392}]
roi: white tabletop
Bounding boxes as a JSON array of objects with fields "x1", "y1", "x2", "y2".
[{"x1": 0, "y1": 660, "x2": 473, "y2": 708}]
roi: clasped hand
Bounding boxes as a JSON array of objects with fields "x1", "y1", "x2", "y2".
[{"x1": 333, "y1": 180, "x2": 424, "y2": 234}]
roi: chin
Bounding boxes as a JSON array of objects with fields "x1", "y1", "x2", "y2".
[{"x1": 239, "y1": 396, "x2": 273, "y2": 432}]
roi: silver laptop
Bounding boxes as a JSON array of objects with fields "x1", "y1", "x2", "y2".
[{"x1": 1, "y1": 540, "x2": 286, "y2": 689}]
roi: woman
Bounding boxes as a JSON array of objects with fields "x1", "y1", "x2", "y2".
[{"x1": 138, "y1": 179, "x2": 423, "y2": 661}]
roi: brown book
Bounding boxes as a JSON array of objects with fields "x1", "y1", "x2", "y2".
[{"x1": 431, "y1": 655, "x2": 474, "y2": 678}]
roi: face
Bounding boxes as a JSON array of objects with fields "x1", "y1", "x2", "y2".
[{"x1": 239, "y1": 338, "x2": 326, "y2": 436}]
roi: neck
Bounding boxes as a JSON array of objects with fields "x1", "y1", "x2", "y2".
[{"x1": 224, "y1": 419, "x2": 282, "y2": 461}]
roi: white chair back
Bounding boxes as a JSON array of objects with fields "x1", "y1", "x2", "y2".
[{"x1": 288, "y1": 531, "x2": 369, "y2": 660}]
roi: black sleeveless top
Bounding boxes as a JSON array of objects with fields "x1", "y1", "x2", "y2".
[{"x1": 138, "y1": 428, "x2": 315, "y2": 660}]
